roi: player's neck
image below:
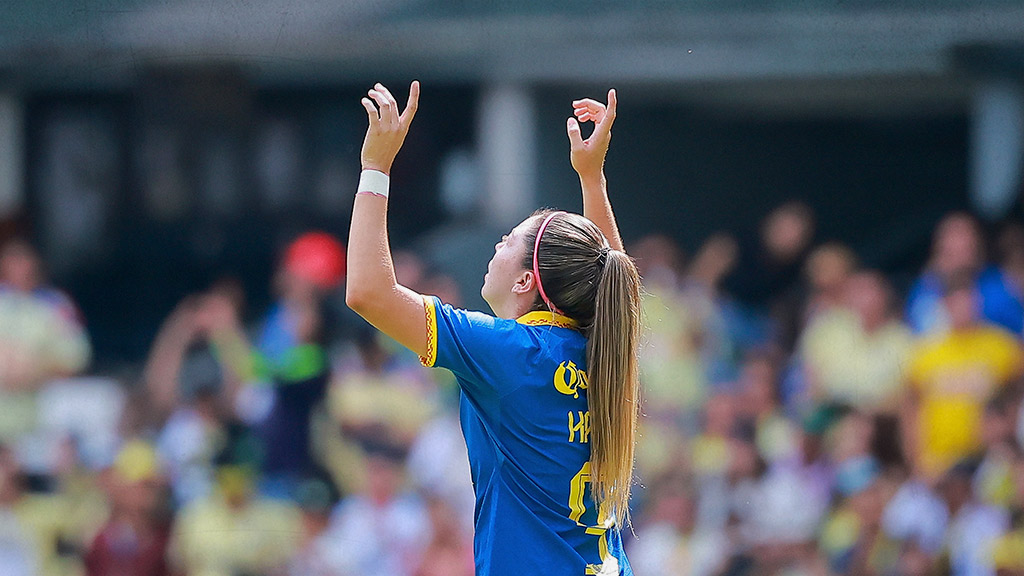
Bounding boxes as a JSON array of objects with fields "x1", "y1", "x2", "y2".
[{"x1": 492, "y1": 294, "x2": 535, "y2": 320}]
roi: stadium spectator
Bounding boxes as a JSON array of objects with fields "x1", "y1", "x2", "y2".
[
  {"x1": 170, "y1": 464, "x2": 301, "y2": 576},
  {"x1": 201, "y1": 232, "x2": 344, "y2": 494},
  {"x1": 974, "y1": 392, "x2": 1021, "y2": 508},
  {"x1": 801, "y1": 270, "x2": 914, "y2": 414},
  {"x1": 691, "y1": 391, "x2": 739, "y2": 484},
  {"x1": 1, "y1": 438, "x2": 109, "y2": 576},
  {"x1": 28, "y1": 436, "x2": 107, "y2": 576},
  {"x1": 727, "y1": 201, "x2": 816, "y2": 352},
  {"x1": 84, "y1": 440, "x2": 172, "y2": 576},
  {"x1": 734, "y1": 350, "x2": 798, "y2": 464},
  {"x1": 906, "y1": 212, "x2": 1024, "y2": 336},
  {"x1": 318, "y1": 326, "x2": 438, "y2": 498},
  {"x1": 882, "y1": 472, "x2": 950, "y2": 563},
  {"x1": 819, "y1": 455, "x2": 892, "y2": 576},
  {"x1": 903, "y1": 270, "x2": 1024, "y2": 481},
  {"x1": 146, "y1": 290, "x2": 236, "y2": 506},
  {"x1": 322, "y1": 441, "x2": 429, "y2": 576},
  {"x1": 939, "y1": 461, "x2": 1010, "y2": 576},
  {"x1": 743, "y1": 426, "x2": 833, "y2": 564},
  {"x1": 803, "y1": 242, "x2": 858, "y2": 321},
  {"x1": 693, "y1": 397, "x2": 768, "y2": 540},
  {"x1": 285, "y1": 476, "x2": 342, "y2": 576},
  {"x1": 680, "y1": 232, "x2": 741, "y2": 386},
  {"x1": 628, "y1": 476, "x2": 728, "y2": 576},
  {"x1": 729, "y1": 201, "x2": 816, "y2": 308},
  {"x1": 749, "y1": 405, "x2": 838, "y2": 543},
  {"x1": 328, "y1": 328, "x2": 437, "y2": 450},
  {"x1": 0, "y1": 238, "x2": 91, "y2": 441}
]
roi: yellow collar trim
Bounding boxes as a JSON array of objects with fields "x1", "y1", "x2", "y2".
[{"x1": 516, "y1": 311, "x2": 579, "y2": 330}]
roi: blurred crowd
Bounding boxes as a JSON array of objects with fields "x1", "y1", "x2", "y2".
[{"x1": 2, "y1": 204, "x2": 1024, "y2": 576}]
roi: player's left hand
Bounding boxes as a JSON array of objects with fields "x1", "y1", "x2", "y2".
[
  {"x1": 567, "y1": 88, "x2": 616, "y2": 180},
  {"x1": 360, "y1": 81, "x2": 419, "y2": 175}
]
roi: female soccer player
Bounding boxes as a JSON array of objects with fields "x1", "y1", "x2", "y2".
[{"x1": 346, "y1": 81, "x2": 640, "y2": 576}]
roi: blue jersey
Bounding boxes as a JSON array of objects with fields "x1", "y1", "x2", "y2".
[{"x1": 420, "y1": 296, "x2": 632, "y2": 576}]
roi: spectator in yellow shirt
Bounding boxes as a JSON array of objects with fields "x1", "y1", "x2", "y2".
[
  {"x1": 903, "y1": 271, "x2": 1024, "y2": 481},
  {"x1": 802, "y1": 270, "x2": 913, "y2": 415},
  {"x1": 0, "y1": 239, "x2": 91, "y2": 441},
  {"x1": 170, "y1": 465, "x2": 301, "y2": 576}
]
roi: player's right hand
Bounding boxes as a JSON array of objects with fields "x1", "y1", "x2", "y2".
[
  {"x1": 567, "y1": 88, "x2": 616, "y2": 180},
  {"x1": 360, "y1": 81, "x2": 420, "y2": 175}
]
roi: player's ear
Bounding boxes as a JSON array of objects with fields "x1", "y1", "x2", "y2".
[{"x1": 511, "y1": 270, "x2": 535, "y2": 296}]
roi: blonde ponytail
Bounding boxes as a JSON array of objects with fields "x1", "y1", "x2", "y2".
[{"x1": 586, "y1": 248, "x2": 641, "y2": 527}]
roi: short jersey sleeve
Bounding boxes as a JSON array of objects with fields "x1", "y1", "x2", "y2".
[{"x1": 420, "y1": 295, "x2": 531, "y2": 400}]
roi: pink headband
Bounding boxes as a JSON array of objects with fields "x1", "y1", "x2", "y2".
[{"x1": 533, "y1": 212, "x2": 566, "y2": 316}]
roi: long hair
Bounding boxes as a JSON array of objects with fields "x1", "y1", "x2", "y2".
[{"x1": 522, "y1": 210, "x2": 642, "y2": 527}]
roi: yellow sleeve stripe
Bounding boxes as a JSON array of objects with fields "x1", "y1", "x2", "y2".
[{"x1": 419, "y1": 295, "x2": 438, "y2": 368}]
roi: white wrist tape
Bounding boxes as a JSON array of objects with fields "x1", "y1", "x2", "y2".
[{"x1": 357, "y1": 169, "x2": 390, "y2": 199}]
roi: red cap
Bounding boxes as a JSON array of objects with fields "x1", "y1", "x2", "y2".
[{"x1": 283, "y1": 232, "x2": 346, "y2": 290}]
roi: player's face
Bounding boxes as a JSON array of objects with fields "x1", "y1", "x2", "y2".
[{"x1": 481, "y1": 217, "x2": 535, "y2": 316}]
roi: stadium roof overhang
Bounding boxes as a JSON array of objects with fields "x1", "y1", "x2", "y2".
[{"x1": 3, "y1": 0, "x2": 1024, "y2": 116}]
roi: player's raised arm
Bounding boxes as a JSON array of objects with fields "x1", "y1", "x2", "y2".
[
  {"x1": 345, "y1": 81, "x2": 429, "y2": 358},
  {"x1": 567, "y1": 89, "x2": 624, "y2": 252}
]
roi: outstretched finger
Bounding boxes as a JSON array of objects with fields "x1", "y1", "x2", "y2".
[
  {"x1": 361, "y1": 97, "x2": 379, "y2": 125},
  {"x1": 566, "y1": 117, "x2": 584, "y2": 149},
  {"x1": 593, "y1": 89, "x2": 617, "y2": 139},
  {"x1": 401, "y1": 80, "x2": 420, "y2": 127},
  {"x1": 605, "y1": 89, "x2": 618, "y2": 121}
]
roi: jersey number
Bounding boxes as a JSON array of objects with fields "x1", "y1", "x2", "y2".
[{"x1": 569, "y1": 462, "x2": 611, "y2": 575}]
